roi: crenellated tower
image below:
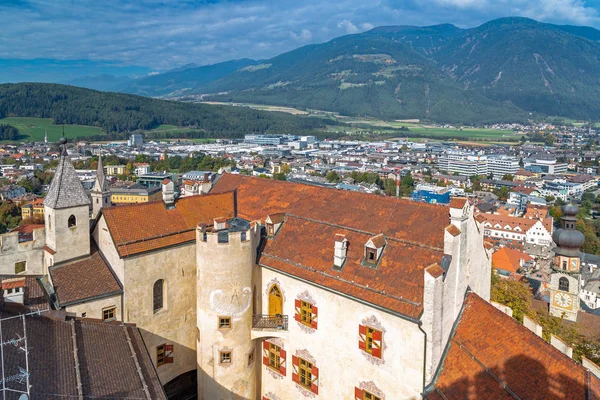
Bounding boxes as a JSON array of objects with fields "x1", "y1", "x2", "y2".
[
  {"x1": 549, "y1": 204, "x2": 584, "y2": 322},
  {"x1": 196, "y1": 217, "x2": 260, "y2": 400}
]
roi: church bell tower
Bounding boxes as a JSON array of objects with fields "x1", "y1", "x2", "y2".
[
  {"x1": 549, "y1": 204, "x2": 584, "y2": 322},
  {"x1": 91, "y1": 155, "x2": 111, "y2": 219}
]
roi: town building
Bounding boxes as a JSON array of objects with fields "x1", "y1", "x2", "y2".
[
  {"x1": 128, "y1": 133, "x2": 144, "y2": 147},
  {"x1": 487, "y1": 155, "x2": 520, "y2": 179},
  {"x1": 20, "y1": 198, "x2": 44, "y2": 221},
  {"x1": 524, "y1": 157, "x2": 568, "y2": 175},
  {"x1": 437, "y1": 154, "x2": 488, "y2": 176},
  {"x1": 105, "y1": 164, "x2": 127, "y2": 175},
  {"x1": 110, "y1": 184, "x2": 162, "y2": 204},
  {"x1": 411, "y1": 184, "x2": 451, "y2": 204}
]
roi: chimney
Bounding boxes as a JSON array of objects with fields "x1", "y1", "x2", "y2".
[
  {"x1": 2, "y1": 278, "x2": 26, "y2": 304},
  {"x1": 162, "y1": 178, "x2": 175, "y2": 208},
  {"x1": 334, "y1": 234, "x2": 348, "y2": 268}
]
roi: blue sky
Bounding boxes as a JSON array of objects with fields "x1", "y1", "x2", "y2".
[{"x1": 2, "y1": 0, "x2": 600, "y2": 82}]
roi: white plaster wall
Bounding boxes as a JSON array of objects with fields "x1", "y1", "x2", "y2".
[
  {"x1": 123, "y1": 243, "x2": 198, "y2": 386},
  {"x1": 0, "y1": 228, "x2": 45, "y2": 275},
  {"x1": 93, "y1": 216, "x2": 125, "y2": 283},
  {"x1": 196, "y1": 225, "x2": 259, "y2": 400},
  {"x1": 65, "y1": 294, "x2": 122, "y2": 320},
  {"x1": 259, "y1": 268, "x2": 426, "y2": 400},
  {"x1": 45, "y1": 205, "x2": 90, "y2": 264},
  {"x1": 526, "y1": 221, "x2": 552, "y2": 246}
]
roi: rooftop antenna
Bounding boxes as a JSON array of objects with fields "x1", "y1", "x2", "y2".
[
  {"x1": 0, "y1": 311, "x2": 41, "y2": 398},
  {"x1": 60, "y1": 125, "x2": 68, "y2": 157}
]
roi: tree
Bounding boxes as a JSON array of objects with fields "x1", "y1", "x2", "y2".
[
  {"x1": 519, "y1": 158, "x2": 524, "y2": 167},
  {"x1": 325, "y1": 171, "x2": 341, "y2": 183},
  {"x1": 273, "y1": 173, "x2": 287, "y2": 181},
  {"x1": 0, "y1": 201, "x2": 21, "y2": 234},
  {"x1": 502, "y1": 174, "x2": 514, "y2": 181},
  {"x1": 490, "y1": 273, "x2": 532, "y2": 323},
  {"x1": 545, "y1": 195, "x2": 556, "y2": 203},
  {"x1": 582, "y1": 192, "x2": 595, "y2": 203}
]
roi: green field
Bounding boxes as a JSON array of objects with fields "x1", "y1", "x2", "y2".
[
  {"x1": 0, "y1": 117, "x2": 103, "y2": 142},
  {"x1": 327, "y1": 118, "x2": 520, "y2": 141}
]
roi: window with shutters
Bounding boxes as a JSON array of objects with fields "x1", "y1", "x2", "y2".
[
  {"x1": 358, "y1": 325, "x2": 383, "y2": 358},
  {"x1": 262, "y1": 341, "x2": 286, "y2": 376},
  {"x1": 355, "y1": 388, "x2": 381, "y2": 400},
  {"x1": 294, "y1": 299, "x2": 318, "y2": 329},
  {"x1": 156, "y1": 344, "x2": 173, "y2": 367},
  {"x1": 292, "y1": 355, "x2": 319, "y2": 394}
]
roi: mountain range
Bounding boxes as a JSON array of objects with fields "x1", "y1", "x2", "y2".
[{"x1": 54, "y1": 17, "x2": 600, "y2": 123}]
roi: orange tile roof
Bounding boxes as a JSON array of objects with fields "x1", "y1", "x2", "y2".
[
  {"x1": 369, "y1": 233, "x2": 387, "y2": 249},
  {"x1": 212, "y1": 174, "x2": 449, "y2": 249},
  {"x1": 13, "y1": 224, "x2": 44, "y2": 234},
  {"x1": 102, "y1": 192, "x2": 235, "y2": 257},
  {"x1": 426, "y1": 292, "x2": 598, "y2": 400},
  {"x1": 426, "y1": 263, "x2": 445, "y2": 278},
  {"x1": 446, "y1": 224, "x2": 461, "y2": 237},
  {"x1": 259, "y1": 215, "x2": 443, "y2": 320},
  {"x1": 449, "y1": 198, "x2": 467, "y2": 209},
  {"x1": 492, "y1": 247, "x2": 533, "y2": 273},
  {"x1": 2, "y1": 278, "x2": 26, "y2": 290}
]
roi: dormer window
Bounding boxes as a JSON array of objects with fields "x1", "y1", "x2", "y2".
[
  {"x1": 265, "y1": 213, "x2": 285, "y2": 238},
  {"x1": 363, "y1": 234, "x2": 386, "y2": 267}
]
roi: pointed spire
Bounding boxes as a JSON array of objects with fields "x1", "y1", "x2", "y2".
[
  {"x1": 60, "y1": 127, "x2": 68, "y2": 157},
  {"x1": 44, "y1": 136, "x2": 90, "y2": 209},
  {"x1": 93, "y1": 155, "x2": 109, "y2": 192}
]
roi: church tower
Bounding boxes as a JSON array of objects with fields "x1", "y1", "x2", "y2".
[
  {"x1": 43, "y1": 137, "x2": 91, "y2": 266},
  {"x1": 549, "y1": 204, "x2": 584, "y2": 322},
  {"x1": 91, "y1": 155, "x2": 111, "y2": 219}
]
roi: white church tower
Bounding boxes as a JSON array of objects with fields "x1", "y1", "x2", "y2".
[
  {"x1": 549, "y1": 204, "x2": 584, "y2": 322},
  {"x1": 43, "y1": 137, "x2": 91, "y2": 266},
  {"x1": 91, "y1": 155, "x2": 111, "y2": 219},
  {"x1": 196, "y1": 217, "x2": 260, "y2": 400}
]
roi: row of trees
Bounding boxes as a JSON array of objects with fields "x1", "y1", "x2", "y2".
[{"x1": 324, "y1": 170, "x2": 415, "y2": 197}]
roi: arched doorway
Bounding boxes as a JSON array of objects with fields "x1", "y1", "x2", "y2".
[{"x1": 268, "y1": 285, "x2": 283, "y2": 315}]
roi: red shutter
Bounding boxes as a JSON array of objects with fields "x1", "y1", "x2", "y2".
[
  {"x1": 358, "y1": 324, "x2": 366, "y2": 351},
  {"x1": 262, "y1": 397, "x2": 269, "y2": 400},
  {"x1": 292, "y1": 355, "x2": 299, "y2": 383},
  {"x1": 294, "y1": 299, "x2": 301, "y2": 322},
  {"x1": 355, "y1": 387, "x2": 363, "y2": 400},
  {"x1": 371, "y1": 329, "x2": 382, "y2": 358},
  {"x1": 311, "y1": 305, "x2": 318, "y2": 329},
  {"x1": 263, "y1": 341, "x2": 270, "y2": 366},
  {"x1": 279, "y1": 348, "x2": 287, "y2": 376},
  {"x1": 311, "y1": 365, "x2": 319, "y2": 394},
  {"x1": 164, "y1": 344, "x2": 174, "y2": 363}
]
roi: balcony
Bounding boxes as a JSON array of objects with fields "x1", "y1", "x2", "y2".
[{"x1": 251, "y1": 314, "x2": 289, "y2": 340}]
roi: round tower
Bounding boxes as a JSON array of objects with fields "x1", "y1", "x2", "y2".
[{"x1": 196, "y1": 217, "x2": 259, "y2": 400}]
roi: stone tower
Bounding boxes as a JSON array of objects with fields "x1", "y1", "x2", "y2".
[
  {"x1": 91, "y1": 155, "x2": 111, "y2": 219},
  {"x1": 196, "y1": 217, "x2": 260, "y2": 400},
  {"x1": 43, "y1": 138, "x2": 91, "y2": 266},
  {"x1": 549, "y1": 204, "x2": 584, "y2": 322}
]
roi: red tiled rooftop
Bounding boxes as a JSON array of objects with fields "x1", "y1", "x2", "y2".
[
  {"x1": 260, "y1": 215, "x2": 443, "y2": 319},
  {"x1": 102, "y1": 192, "x2": 235, "y2": 257},
  {"x1": 449, "y1": 198, "x2": 467, "y2": 209},
  {"x1": 212, "y1": 174, "x2": 449, "y2": 249},
  {"x1": 426, "y1": 292, "x2": 599, "y2": 400},
  {"x1": 446, "y1": 224, "x2": 461, "y2": 237}
]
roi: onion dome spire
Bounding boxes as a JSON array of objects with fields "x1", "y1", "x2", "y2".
[{"x1": 552, "y1": 203, "x2": 585, "y2": 258}]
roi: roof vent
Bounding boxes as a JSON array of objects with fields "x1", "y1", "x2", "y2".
[
  {"x1": 334, "y1": 234, "x2": 348, "y2": 269},
  {"x1": 214, "y1": 217, "x2": 228, "y2": 231}
]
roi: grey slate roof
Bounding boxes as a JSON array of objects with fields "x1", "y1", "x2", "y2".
[{"x1": 43, "y1": 154, "x2": 91, "y2": 209}]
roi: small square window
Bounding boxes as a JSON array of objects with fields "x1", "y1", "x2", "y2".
[
  {"x1": 102, "y1": 306, "x2": 116, "y2": 321},
  {"x1": 219, "y1": 316, "x2": 231, "y2": 329},
  {"x1": 220, "y1": 351, "x2": 232, "y2": 364},
  {"x1": 81, "y1": 312, "x2": 87, "y2": 318}
]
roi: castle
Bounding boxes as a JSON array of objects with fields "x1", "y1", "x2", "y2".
[{"x1": 1, "y1": 140, "x2": 598, "y2": 399}]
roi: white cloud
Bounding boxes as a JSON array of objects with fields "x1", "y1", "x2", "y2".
[
  {"x1": 290, "y1": 29, "x2": 313, "y2": 42},
  {"x1": 337, "y1": 19, "x2": 360, "y2": 33}
]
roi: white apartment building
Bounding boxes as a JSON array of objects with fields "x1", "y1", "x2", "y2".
[
  {"x1": 524, "y1": 158, "x2": 568, "y2": 175},
  {"x1": 438, "y1": 154, "x2": 488, "y2": 176},
  {"x1": 487, "y1": 155, "x2": 520, "y2": 179}
]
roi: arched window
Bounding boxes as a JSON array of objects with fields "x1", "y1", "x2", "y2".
[
  {"x1": 153, "y1": 279, "x2": 164, "y2": 313},
  {"x1": 559, "y1": 277, "x2": 569, "y2": 292},
  {"x1": 268, "y1": 284, "x2": 282, "y2": 316},
  {"x1": 68, "y1": 215, "x2": 76, "y2": 228}
]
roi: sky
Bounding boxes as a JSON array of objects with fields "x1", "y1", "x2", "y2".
[{"x1": 1, "y1": 0, "x2": 600, "y2": 82}]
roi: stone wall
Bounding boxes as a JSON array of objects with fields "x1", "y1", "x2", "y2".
[
  {"x1": 65, "y1": 294, "x2": 122, "y2": 321},
  {"x1": 0, "y1": 227, "x2": 45, "y2": 275}
]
